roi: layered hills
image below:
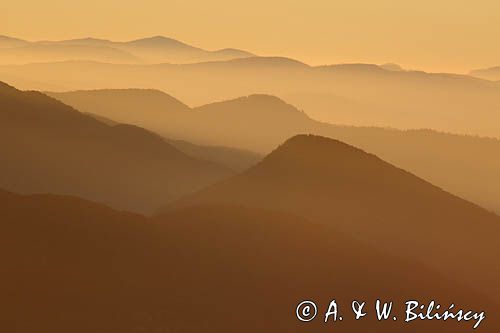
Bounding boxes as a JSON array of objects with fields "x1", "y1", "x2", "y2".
[
  {"x1": 2, "y1": 179, "x2": 498, "y2": 332},
  {"x1": 47, "y1": 88, "x2": 262, "y2": 170},
  {"x1": 169, "y1": 135, "x2": 500, "y2": 300},
  {"x1": 0, "y1": 35, "x2": 254, "y2": 65},
  {"x1": 2, "y1": 31, "x2": 500, "y2": 333},
  {"x1": 3, "y1": 57, "x2": 500, "y2": 137},
  {"x1": 49, "y1": 89, "x2": 500, "y2": 214},
  {"x1": 0, "y1": 82, "x2": 230, "y2": 213}
]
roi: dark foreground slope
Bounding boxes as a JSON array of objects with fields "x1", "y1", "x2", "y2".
[
  {"x1": 1, "y1": 188, "x2": 498, "y2": 332},
  {"x1": 0, "y1": 82, "x2": 230, "y2": 214},
  {"x1": 170, "y1": 135, "x2": 500, "y2": 301}
]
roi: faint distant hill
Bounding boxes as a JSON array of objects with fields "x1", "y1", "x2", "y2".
[
  {"x1": 0, "y1": 81, "x2": 230, "y2": 214},
  {"x1": 2, "y1": 183, "x2": 499, "y2": 332},
  {"x1": 0, "y1": 43, "x2": 141, "y2": 64},
  {"x1": 470, "y1": 66, "x2": 500, "y2": 81},
  {"x1": 120, "y1": 35, "x2": 255, "y2": 63},
  {"x1": 50, "y1": 89, "x2": 500, "y2": 213},
  {"x1": 212, "y1": 47, "x2": 255, "y2": 59},
  {"x1": 6, "y1": 58, "x2": 500, "y2": 138},
  {"x1": 170, "y1": 134, "x2": 500, "y2": 301},
  {"x1": 0, "y1": 35, "x2": 254, "y2": 65},
  {"x1": 190, "y1": 56, "x2": 310, "y2": 69},
  {"x1": 0, "y1": 35, "x2": 29, "y2": 48},
  {"x1": 380, "y1": 62, "x2": 404, "y2": 71}
]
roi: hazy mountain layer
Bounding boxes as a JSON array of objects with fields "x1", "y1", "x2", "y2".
[
  {"x1": 470, "y1": 66, "x2": 500, "y2": 81},
  {"x1": 0, "y1": 35, "x2": 29, "y2": 48},
  {"x1": 49, "y1": 89, "x2": 500, "y2": 213},
  {"x1": 0, "y1": 35, "x2": 254, "y2": 65},
  {"x1": 0, "y1": 44, "x2": 141, "y2": 64},
  {"x1": 3, "y1": 58, "x2": 500, "y2": 137},
  {"x1": 167, "y1": 139, "x2": 261, "y2": 171},
  {"x1": 61, "y1": 90, "x2": 262, "y2": 171},
  {"x1": 0, "y1": 82, "x2": 230, "y2": 214}
]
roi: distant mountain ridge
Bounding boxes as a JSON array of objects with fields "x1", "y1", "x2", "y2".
[
  {"x1": 0, "y1": 43, "x2": 141, "y2": 64},
  {"x1": 0, "y1": 35, "x2": 255, "y2": 64},
  {"x1": 0, "y1": 35, "x2": 29, "y2": 48},
  {"x1": 470, "y1": 66, "x2": 500, "y2": 81},
  {"x1": 5, "y1": 56, "x2": 500, "y2": 138}
]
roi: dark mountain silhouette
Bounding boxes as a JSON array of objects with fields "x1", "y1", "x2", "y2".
[
  {"x1": 0, "y1": 82, "x2": 230, "y2": 214},
  {"x1": 2, "y1": 187, "x2": 498, "y2": 332},
  {"x1": 0, "y1": 35, "x2": 254, "y2": 65},
  {"x1": 4, "y1": 56, "x2": 500, "y2": 137},
  {"x1": 470, "y1": 66, "x2": 500, "y2": 81},
  {"x1": 169, "y1": 135, "x2": 500, "y2": 301},
  {"x1": 50, "y1": 89, "x2": 500, "y2": 213}
]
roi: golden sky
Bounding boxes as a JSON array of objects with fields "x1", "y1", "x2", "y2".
[{"x1": 2, "y1": 0, "x2": 500, "y2": 73}]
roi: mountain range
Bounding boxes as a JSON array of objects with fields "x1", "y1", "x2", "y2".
[
  {"x1": 2, "y1": 57, "x2": 500, "y2": 138},
  {"x1": 2, "y1": 29, "x2": 500, "y2": 333},
  {"x1": 2, "y1": 135, "x2": 499, "y2": 332},
  {"x1": 169, "y1": 135, "x2": 500, "y2": 300},
  {"x1": 0, "y1": 81, "x2": 232, "y2": 213},
  {"x1": 48, "y1": 88, "x2": 500, "y2": 214},
  {"x1": 0, "y1": 35, "x2": 254, "y2": 64}
]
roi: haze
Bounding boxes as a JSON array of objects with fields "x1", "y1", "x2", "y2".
[
  {"x1": 2, "y1": 0, "x2": 500, "y2": 73},
  {"x1": 3, "y1": 2, "x2": 500, "y2": 331}
]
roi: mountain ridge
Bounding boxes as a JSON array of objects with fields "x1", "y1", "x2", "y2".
[
  {"x1": 5, "y1": 55, "x2": 500, "y2": 139},
  {"x1": 0, "y1": 35, "x2": 255, "y2": 64},
  {"x1": 48, "y1": 87, "x2": 500, "y2": 214},
  {"x1": 0, "y1": 82, "x2": 231, "y2": 213},
  {"x1": 167, "y1": 134, "x2": 500, "y2": 300},
  {"x1": 2, "y1": 186, "x2": 499, "y2": 332}
]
